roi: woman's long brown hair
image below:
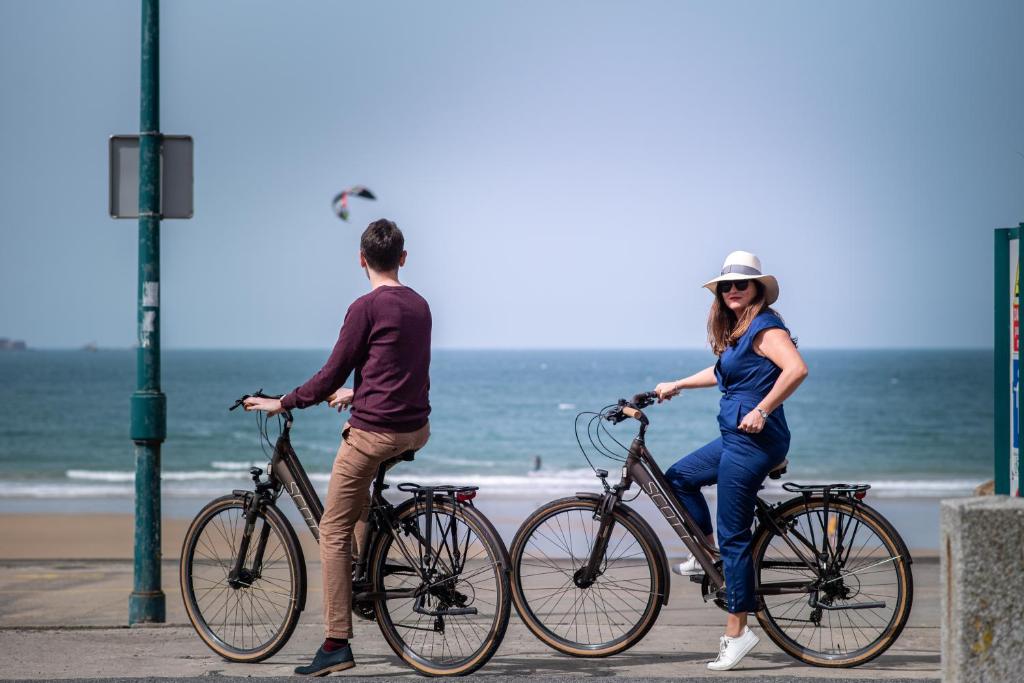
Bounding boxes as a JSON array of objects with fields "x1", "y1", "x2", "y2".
[{"x1": 707, "y1": 280, "x2": 786, "y2": 356}]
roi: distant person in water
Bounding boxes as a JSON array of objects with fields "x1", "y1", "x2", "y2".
[
  {"x1": 244, "y1": 219, "x2": 431, "y2": 676},
  {"x1": 654, "y1": 251, "x2": 807, "y2": 672}
]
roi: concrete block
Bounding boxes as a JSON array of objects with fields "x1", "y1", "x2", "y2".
[{"x1": 941, "y1": 496, "x2": 1024, "y2": 683}]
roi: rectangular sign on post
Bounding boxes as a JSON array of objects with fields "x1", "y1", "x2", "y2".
[
  {"x1": 109, "y1": 135, "x2": 193, "y2": 219},
  {"x1": 1012, "y1": 237, "x2": 1019, "y2": 496}
]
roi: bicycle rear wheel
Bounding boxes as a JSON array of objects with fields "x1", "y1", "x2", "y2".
[
  {"x1": 369, "y1": 497, "x2": 511, "y2": 676},
  {"x1": 752, "y1": 496, "x2": 913, "y2": 667},
  {"x1": 180, "y1": 495, "x2": 305, "y2": 662},
  {"x1": 510, "y1": 496, "x2": 665, "y2": 657}
]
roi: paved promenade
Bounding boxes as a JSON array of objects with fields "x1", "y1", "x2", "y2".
[{"x1": 0, "y1": 556, "x2": 940, "y2": 681}]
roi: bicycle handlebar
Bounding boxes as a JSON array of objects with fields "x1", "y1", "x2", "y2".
[
  {"x1": 603, "y1": 390, "x2": 658, "y2": 425},
  {"x1": 229, "y1": 389, "x2": 284, "y2": 411}
]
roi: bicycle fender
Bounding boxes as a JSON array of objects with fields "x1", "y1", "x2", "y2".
[{"x1": 573, "y1": 492, "x2": 671, "y2": 605}]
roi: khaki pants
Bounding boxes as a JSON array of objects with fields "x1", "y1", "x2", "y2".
[{"x1": 320, "y1": 422, "x2": 430, "y2": 639}]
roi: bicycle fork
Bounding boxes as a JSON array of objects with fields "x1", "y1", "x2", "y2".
[
  {"x1": 574, "y1": 491, "x2": 619, "y2": 589},
  {"x1": 227, "y1": 489, "x2": 273, "y2": 589}
]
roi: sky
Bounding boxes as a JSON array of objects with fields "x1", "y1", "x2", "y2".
[{"x1": 1, "y1": 0, "x2": 1022, "y2": 350}]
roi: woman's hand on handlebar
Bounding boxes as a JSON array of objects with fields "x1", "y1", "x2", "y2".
[
  {"x1": 654, "y1": 381, "x2": 682, "y2": 403},
  {"x1": 243, "y1": 396, "x2": 285, "y2": 417},
  {"x1": 328, "y1": 387, "x2": 354, "y2": 412}
]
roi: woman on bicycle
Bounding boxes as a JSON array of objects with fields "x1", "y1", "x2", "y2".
[{"x1": 655, "y1": 250, "x2": 807, "y2": 671}]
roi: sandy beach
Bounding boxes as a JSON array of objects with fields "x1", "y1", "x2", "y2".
[{"x1": 0, "y1": 490, "x2": 948, "y2": 560}]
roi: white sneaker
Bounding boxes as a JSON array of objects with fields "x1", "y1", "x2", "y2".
[
  {"x1": 707, "y1": 626, "x2": 759, "y2": 671},
  {"x1": 671, "y1": 555, "x2": 704, "y2": 576}
]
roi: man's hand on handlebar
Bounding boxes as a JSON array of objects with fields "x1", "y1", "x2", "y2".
[
  {"x1": 243, "y1": 396, "x2": 285, "y2": 417},
  {"x1": 654, "y1": 381, "x2": 682, "y2": 403},
  {"x1": 328, "y1": 387, "x2": 354, "y2": 412}
]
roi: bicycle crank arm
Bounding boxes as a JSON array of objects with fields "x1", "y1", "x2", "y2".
[
  {"x1": 412, "y1": 603, "x2": 478, "y2": 617},
  {"x1": 412, "y1": 594, "x2": 477, "y2": 617},
  {"x1": 756, "y1": 581, "x2": 816, "y2": 595},
  {"x1": 816, "y1": 600, "x2": 887, "y2": 611},
  {"x1": 808, "y1": 592, "x2": 886, "y2": 611},
  {"x1": 353, "y1": 587, "x2": 418, "y2": 601}
]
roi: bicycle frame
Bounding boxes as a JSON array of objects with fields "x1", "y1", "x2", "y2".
[
  {"x1": 269, "y1": 415, "x2": 324, "y2": 538},
  {"x1": 577, "y1": 423, "x2": 727, "y2": 592},
  {"x1": 228, "y1": 412, "x2": 477, "y2": 614},
  {"x1": 577, "y1": 409, "x2": 833, "y2": 603}
]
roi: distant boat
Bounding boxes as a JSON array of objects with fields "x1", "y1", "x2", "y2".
[
  {"x1": 82, "y1": 342, "x2": 98, "y2": 352},
  {"x1": 0, "y1": 338, "x2": 27, "y2": 351}
]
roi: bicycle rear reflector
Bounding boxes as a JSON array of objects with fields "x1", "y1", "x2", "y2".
[{"x1": 457, "y1": 491, "x2": 477, "y2": 503}]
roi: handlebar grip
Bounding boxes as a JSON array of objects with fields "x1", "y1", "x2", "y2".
[{"x1": 622, "y1": 406, "x2": 642, "y2": 420}]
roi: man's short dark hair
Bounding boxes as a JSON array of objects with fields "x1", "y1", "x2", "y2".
[{"x1": 360, "y1": 219, "x2": 405, "y2": 271}]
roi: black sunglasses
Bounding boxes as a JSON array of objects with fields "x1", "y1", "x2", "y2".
[{"x1": 717, "y1": 280, "x2": 751, "y2": 294}]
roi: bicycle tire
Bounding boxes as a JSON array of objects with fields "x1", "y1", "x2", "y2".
[
  {"x1": 180, "y1": 495, "x2": 305, "y2": 663},
  {"x1": 752, "y1": 495, "x2": 913, "y2": 667},
  {"x1": 369, "y1": 496, "x2": 511, "y2": 676},
  {"x1": 510, "y1": 496, "x2": 666, "y2": 657}
]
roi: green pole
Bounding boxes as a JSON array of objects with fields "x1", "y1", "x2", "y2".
[
  {"x1": 129, "y1": 0, "x2": 166, "y2": 624},
  {"x1": 994, "y1": 228, "x2": 1010, "y2": 495}
]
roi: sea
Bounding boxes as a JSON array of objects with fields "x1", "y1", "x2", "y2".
[{"x1": 0, "y1": 348, "x2": 991, "y2": 511}]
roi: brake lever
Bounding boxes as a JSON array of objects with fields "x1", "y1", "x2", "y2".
[
  {"x1": 631, "y1": 391, "x2": 657, "y2": 409},
  {"x1": 603, "y1": 407, "x2": 628, "y2": 425},
  {"x1": 229, "y1": 388, "x2": 266, "y2": 411}
]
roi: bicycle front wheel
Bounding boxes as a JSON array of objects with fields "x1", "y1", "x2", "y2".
[
  {"x1": 510, "y1": 497, "x2": 665, "y2": 657},
  {"x1": 369, "y1": 497, "x2": 511, "y2": 676},
  {"x1": 180, "y1": 495, "x2": 305, "y2": 662},
  {"x1": 753, "y1": 496, "x2": 913, "y2": 667}
]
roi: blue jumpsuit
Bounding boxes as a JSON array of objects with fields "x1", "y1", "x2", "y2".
[{"x1": 664, "y1": 311, "x2": 791, "y2": 614}]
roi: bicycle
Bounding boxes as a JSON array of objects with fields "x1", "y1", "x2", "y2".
[
  {"x1": 509, "y1": 391, "x2": 913, "y2": 667},
  {"x1": 179, "y1": 391, "x2": 512, "y2": 676}
]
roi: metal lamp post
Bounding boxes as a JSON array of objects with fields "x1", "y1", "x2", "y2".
[{"x1": 128, "y1": 0, "x2": 166, "y2": 624}]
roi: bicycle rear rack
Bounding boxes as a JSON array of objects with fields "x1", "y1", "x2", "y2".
[
  {"x1": 397, "y1": 482, "x2": 479, "y2": 503},
  {"x1": 782, "y1": 482, "x2": 871, "y2": 500},
  {"x1": 396, "y1": 483, "x2": 481, "y2": 619}
]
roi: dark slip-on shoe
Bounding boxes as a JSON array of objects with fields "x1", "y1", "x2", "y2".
[{"x1": 294, "y1": 645, "x2": 355, "y2": 676}]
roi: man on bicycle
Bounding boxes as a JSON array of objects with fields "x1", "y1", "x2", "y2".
[{"x1": 244, "y1": 218, "x2": 431, "y2": 676}]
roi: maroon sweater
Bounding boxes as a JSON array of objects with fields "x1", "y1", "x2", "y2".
[{"x1": 281, "y1": 286, "x2": 431, "y2": 433}]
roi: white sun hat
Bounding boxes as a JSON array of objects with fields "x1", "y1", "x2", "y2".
[{"x1": 703, "y1": 251, "x2": 780, "y2": 305}]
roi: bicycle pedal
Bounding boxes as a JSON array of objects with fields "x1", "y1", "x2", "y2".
[{"x1": 688, "y1": 574, "x2": 707, "y2": 583}]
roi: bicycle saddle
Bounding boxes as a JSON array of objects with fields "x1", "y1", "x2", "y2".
[
  {"x1": 767, "y1": 458, "x2": 788, "y2": 480},
  {"x1": 382, "y1": 450, "x2": 417, "y2": 468}
]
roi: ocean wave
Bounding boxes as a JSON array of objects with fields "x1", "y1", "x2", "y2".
[
  {"x1": 0, "y1": 483, "x2": 136, "y2": 498},
  {"x1": 419, "y1": 455, "x2": 502, "y2": 468},
  {"x1": 67, "y1": 469, "x2": 253, "y2": 482},
  {"x1": 211, "y1": 460, "x2": 270, "y2": 471}
]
